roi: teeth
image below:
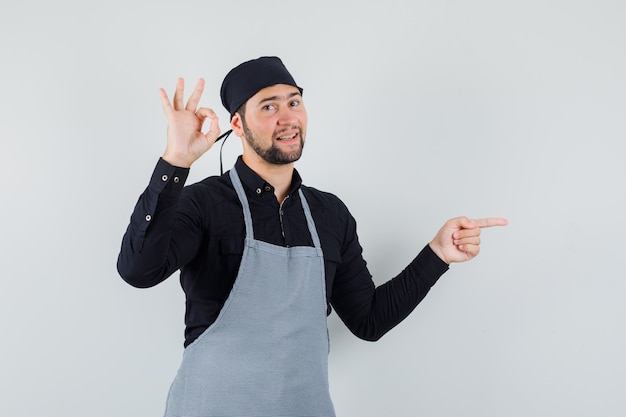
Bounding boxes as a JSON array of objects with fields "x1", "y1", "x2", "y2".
[{"x1": 278, "y1": 134, "x2": 296, "y2": 140}]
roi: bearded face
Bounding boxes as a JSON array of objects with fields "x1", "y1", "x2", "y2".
[{"x1": 242, "y1": 119, "x2": 305, "y2": 165}]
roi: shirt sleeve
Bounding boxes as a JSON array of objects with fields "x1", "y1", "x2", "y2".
[
  {"x1": 116, "y1": 158, "x2": 197, "y2": 288},
  {"x1": 330, "y1": 210, "x2": 449, "y2": 342}
]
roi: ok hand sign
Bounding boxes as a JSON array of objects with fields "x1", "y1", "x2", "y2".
[{"x1": 159, "y1": 78, "x2": 222, "y2": 168}]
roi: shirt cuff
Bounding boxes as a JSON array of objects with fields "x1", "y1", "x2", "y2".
[
  {"x1": 147, "y1": 157, "x2": 190, "y2": 196},
  {"x1": 413, "y1": 244, "x2": 450, "y2": 287}
]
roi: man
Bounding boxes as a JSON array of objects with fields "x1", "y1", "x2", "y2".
[{"x1": 117, "y1": 56, "x2": 507, "y2": 416}]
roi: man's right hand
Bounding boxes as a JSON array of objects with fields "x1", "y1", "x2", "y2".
[{"x1": 159, "y1": 78, "x2": 221, "y2": 168}]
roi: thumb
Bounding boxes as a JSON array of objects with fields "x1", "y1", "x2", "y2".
[{"x1": 196, "y1": 108, "x2": 221, "y2": 141}]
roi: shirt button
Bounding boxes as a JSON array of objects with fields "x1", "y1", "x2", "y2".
[
  {"x1": 161, "y1": 175, "x2": 168, "y2": 182},
  {"x1": 173, "y1": 176, "x2": 180, "y2": 183},
  {"x1": 264, "y1": 185, "x2": 272, "y2": 192},
  {"x1": 145, "y1": 214, "x2": 152, "y2": 222},
  {"x1": 256, "y1": 188, "x2": 262, "y2": 194}
]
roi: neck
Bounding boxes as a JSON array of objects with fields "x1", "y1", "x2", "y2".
[{"x1": 242, "y1": 153, "x2": 295, "y2": 203}]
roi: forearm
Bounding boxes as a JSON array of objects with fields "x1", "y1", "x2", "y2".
[
  {"x1": 117, "y1": 158, "x2": 193, "y2": 287},
  {"x1": 333, "y1": 245, "x2": 448, "y2": 341}
]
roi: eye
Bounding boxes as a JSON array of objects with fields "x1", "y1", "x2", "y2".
[
  {"x1": 290, "y1": 100, "x2": 300, "y2": 107},
  {"x1": 262, "y1": 104, "x2": 276, "y2": 111}
]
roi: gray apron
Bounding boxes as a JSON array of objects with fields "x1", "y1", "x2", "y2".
[{"x1": 164, "y1": 167, "x2": 336, "y2": 417}]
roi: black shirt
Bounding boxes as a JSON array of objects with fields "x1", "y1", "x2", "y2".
[{"x1": 117, "y1": 157, "x2": 449, "y2": 347}]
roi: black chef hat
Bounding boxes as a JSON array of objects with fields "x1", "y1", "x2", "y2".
[{"x1": 220, "y1": 56, "x2": 303, "y2": 120}]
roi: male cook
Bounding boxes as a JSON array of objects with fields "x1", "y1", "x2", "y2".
[{"x1": 117, "y1": 56, "x2": 508, "y2": 416}]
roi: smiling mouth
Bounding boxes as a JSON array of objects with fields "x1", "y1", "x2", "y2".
[{"x1": 277, "y1": 133, "x2": 297, "y2": 141}]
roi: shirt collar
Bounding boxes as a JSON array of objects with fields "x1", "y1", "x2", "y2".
[{"x1": 233, "y1": 156, "x2": 303, "y2": 197}]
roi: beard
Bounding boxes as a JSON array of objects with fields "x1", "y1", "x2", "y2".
[{"x1": 242, "y1": 120, "x2": 305, "y2": 165}]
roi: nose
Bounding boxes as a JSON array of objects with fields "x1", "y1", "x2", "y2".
[{"x1": 276, "y1": 106, "x2": 297, "y2": 126}]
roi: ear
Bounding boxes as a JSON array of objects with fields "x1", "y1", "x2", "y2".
[{"x1": 231, "y1": 113, "x2": 244, "y2": 137}]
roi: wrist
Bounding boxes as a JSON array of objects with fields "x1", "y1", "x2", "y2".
[{"x1": 162, "y1": 150, "x2": 193, "y2": 168}]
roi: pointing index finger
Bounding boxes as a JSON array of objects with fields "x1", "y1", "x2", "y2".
[{"x1": 472, "y1": 218, "x2": 509, "y2": 228}]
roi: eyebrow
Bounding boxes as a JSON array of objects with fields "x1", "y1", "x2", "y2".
[{"x1": 257, "y1": 91, "x2": 301, "y2": 105}]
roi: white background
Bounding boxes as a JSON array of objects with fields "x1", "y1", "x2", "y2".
[{"x1": 1, "y1": 1, "x2": 625, "y2": 416}]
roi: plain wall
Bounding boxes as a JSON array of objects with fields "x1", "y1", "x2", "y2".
[{"x1": 1, "y1": 1, "x2": 625, "y2": 416}]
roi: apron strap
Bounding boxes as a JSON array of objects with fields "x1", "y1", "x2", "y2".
[
  {"x1": 229, "y1": 167, "x2": 255, "y2": 239},
  {"x1": 298, "y1": 188, "x2": 322, "y2": 250}
]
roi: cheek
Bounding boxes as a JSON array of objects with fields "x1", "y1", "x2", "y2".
[
  {"x1": 247, "y1": 117, "x2": 274, "y2": 135},
  {"x1": 298, "y1": 114, "x2": 308, "y2": 129}
]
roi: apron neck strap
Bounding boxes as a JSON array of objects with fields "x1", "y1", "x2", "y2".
[{"x1": 229, "y1": 167, "x2": 322, "y2": 250}]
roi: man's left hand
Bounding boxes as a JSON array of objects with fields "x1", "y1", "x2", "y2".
[{"x1": 429, "y1": 217, "x2": 508, "y2": 264}]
